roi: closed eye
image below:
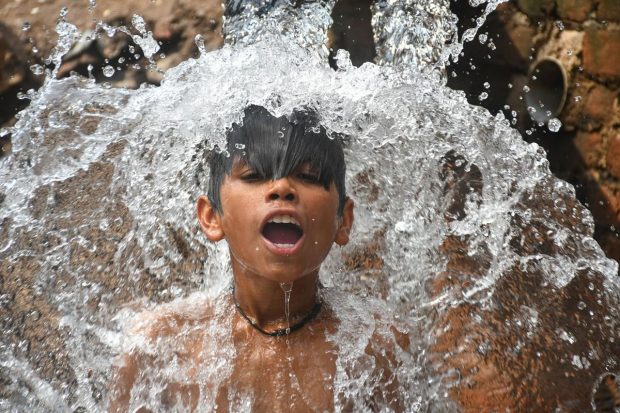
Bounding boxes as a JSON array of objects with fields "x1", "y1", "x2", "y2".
[
  {"x1": 240, "y1": 171, "x2": 263, "y2": 182},
  {"x1": 297, "y1": 172, "x2": 321, "y2": 184}
]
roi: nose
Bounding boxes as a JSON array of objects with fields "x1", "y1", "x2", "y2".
[{"x1": 266, "y1": 177, "x2": 297, "y2": 203}]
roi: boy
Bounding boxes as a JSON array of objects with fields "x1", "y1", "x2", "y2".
[{"x1": 108, "y1": 105, "x2": 409, "y2": 412}]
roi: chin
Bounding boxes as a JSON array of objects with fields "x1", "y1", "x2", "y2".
[{"x1": 260, "y1": 266, "x2": 318, "y2": 284}]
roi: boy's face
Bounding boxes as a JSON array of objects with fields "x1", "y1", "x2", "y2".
[{"x1": 198, "y1": 159, "x2": 353, "y2": 283}]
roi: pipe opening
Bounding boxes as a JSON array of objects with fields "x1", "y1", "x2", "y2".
[{"x1": 525, "y1": 57, "x2": 567, "y2": 123}]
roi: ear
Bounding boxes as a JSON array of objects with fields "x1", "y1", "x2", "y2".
[
  {"x1": 197, "y1": 195, "x2": 225, "y2": 242},
  {"x1": 335, "y1": 197, "x2": 354, "y2": 246}
]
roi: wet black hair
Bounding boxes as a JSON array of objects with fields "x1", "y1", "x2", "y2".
[{"x1": 207, "y1": 105, "x2": 347, "y2": 215}]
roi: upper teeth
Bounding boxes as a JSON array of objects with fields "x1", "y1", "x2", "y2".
[{"x1": 268, "y1": 215, "x2": 300, "y2": 226}]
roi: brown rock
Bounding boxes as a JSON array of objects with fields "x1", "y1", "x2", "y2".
[
  {"x1": 516, "y1": 0, "x2": 554, "y2": 17},
  {"x1": 574, "y1": 131, "x2": 602, "y2": 168},
  {"x1": 0, "y1": 24, "x2": 26, "y2": 95},
  {"x1": 556, "y1": 0, "x2": 593, "y2": 22},
  {"x1": 585, "y1": 180, "x2": 619, "y2": 229},
  {"x1": 153, "y1": 20, "x2": 173, "y2": 41},
  {"x1": 597, "y1": 0, "x2": 620, "y2": 22},
  {"x1": 584, "y1": 85, "x2": 617, "y2": 122},
  {"x1": 607, "y1": 135, "x2": 620, "y2": 179},
  {"x1": 583, "y1": 28, "x2": 620, "y2": 81}
]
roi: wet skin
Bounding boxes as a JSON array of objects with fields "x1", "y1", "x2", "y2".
[
  {"x1": 108, "y1": 161, "x2": 405, "y2": 411},
  {"x1": 197, "y1": 160, "x2": 353, "y2": 327}
]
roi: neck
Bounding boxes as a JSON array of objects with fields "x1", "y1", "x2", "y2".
[{"x1": 231, "y1": 260, "x2": 320, "y2": 332}]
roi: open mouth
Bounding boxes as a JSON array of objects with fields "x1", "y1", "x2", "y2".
[{"x1": 261, "y1": 215, "x2": 304, "y2": 249}]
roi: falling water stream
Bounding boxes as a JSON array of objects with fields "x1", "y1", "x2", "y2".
[{"x1": 1, "y1": 0, "x2": 620, "y2": 411}]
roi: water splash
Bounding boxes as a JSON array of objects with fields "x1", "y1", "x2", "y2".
[{"x1": 1, "y1": 0, "x2": 619, "y2": 411}]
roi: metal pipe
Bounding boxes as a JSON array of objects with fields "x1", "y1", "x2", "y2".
[{"x1": 525, "y1": 57, "x2": 568, "y2": 123}]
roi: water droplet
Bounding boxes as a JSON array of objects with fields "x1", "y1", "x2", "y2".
[
  {"x1": 102, "y1": 65, "x2": 115, "y2": 77},
  {"x1": 567, "y1": 49, "x2": 573, "y2": 56},
  {"x1": 555, "y1": 20, "x2": 565, "y2": 31},
  {"x1": 483, "y1": 81, "x2": 490, "y2": 89},
  {"x1": 195, "y1": 34, "x2": 206, "y2": 55},
  {"x1": 277, "y1": 130, "x2": 285, "y2": 138},
  {"x1": 478, "y1": 33, "x2": 487, "y2": 44},
  {"x1": 22, "y1": 22, "x2": 31, "y2": 31},
  {"x1": 234, "y1": 143, "x2": 245, "y2": 150},
  {"x1": 507, "y1": 83, "x2": 513, "y2": 89},
  {"x1": 29, "y1": 64, "x2": 44, "y2": 75},
  {"x1": 478, "y1": 92, "x2": 488, "y2": 101},
  {"x1": 573, "y1": 95, "x2": 582, "y2": 102},
  {"x1": 547, "y1": 118, "x2": 562, "y2": 132},
  {"x1": 131, "y1": 14, "x2": 147, "y2": 33},
  {"x1": 118, "y1": 57, "x2": 125, "y2": 64},
  {"x1": 488, "y1": 41, "x2": 496, "y2": 50},
  {"x1": 523, "y1": 85, "x2": 530, "y2": 93},
  {"x1": 577, "y1": 301, "x2": 586, "y2": 310},
  {"x1": 59, "y1": 7, "x2": 69, "y2": 18}
]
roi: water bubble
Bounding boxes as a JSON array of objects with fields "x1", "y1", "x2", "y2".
[
  {"x1": 573, "y1": 95, "x2": 582, "y2": 102},
  {"x1": 335, "y1": 49, "x2": 353, "y2": 71},
  {"x1": 22, "y1": 22, "x2": 31, "y2": 31},
  {"x1": 478, "y1": 33, "x2": 487, "y2": 44},
  {"x1": 547, "y1": 118, "x2": 562, "y2": 132},
  {"x1": 523, "y1": 85, "x2": 530, "y2": 93},
  {"x1": 507, "y1": 83, "x2": 513, "y2": 88},
  {"x1": 567, "y1": 49, "x2": 573, "y2": 56},
  {"x1": 195, "y1": 34, "x2": 206, "y2": 55},
  {"x1": 478, "y1": 92, "x2": 488, "y2": 101},
  {"x1": 99, "y1": 219, "x2": 109, "y2": 231},
  {"x1": 131, "y1": 14, "x2": 147, "y2": 34},
  {"x1": 29, "y1": 64, "x2": 44, "y2": 75},
  {"x1": 102, "y1": 65, "x2": 115, "y2": 77},
  {"x1": 483, "y1": 82, "x2": 490, "y2": 89},
  {"x1": 488, "y1": 41, "x2": 496, "y2": 50},
  {"x1": 555, "y1": 20, "x2": 565, "y2": 30},
  {"x1": 503, "y1": 104, "x2": 510, "y2": 110},
  {"x1": 234, "y1": 143, "x2": 246, "y2": 150},
  {"x1": 59, "y1": 7, "x2": 69, "y2": 18},
  {"x1": 577, "y1": 301, "x2": 587, "y2": 310},
  {"x1": 527, "y1": 106, "x2": 536, "y2": 114},
  {"x1": 118, "y1": 57, "x2": 125, "y2": 64}
]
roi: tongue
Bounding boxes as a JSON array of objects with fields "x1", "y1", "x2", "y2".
[{"x1": 263, "y1": 223, "x2": 302, "y2": 245}]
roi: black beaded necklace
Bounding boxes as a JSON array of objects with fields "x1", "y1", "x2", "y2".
[{"x1": 232, "y1": 288, "x2": 322, "y2": 337}]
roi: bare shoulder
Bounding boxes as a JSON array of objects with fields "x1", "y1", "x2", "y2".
[{"x1": 125, "y1": 292, "x2": 216, "y2": 342}]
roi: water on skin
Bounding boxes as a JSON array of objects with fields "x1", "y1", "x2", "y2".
[
  {"x1": 1, "y1": 0, "x2": 620, "y2": 411},
  {"x1": 279, "y1": 281, "x2": 293, "y2": 336}
]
